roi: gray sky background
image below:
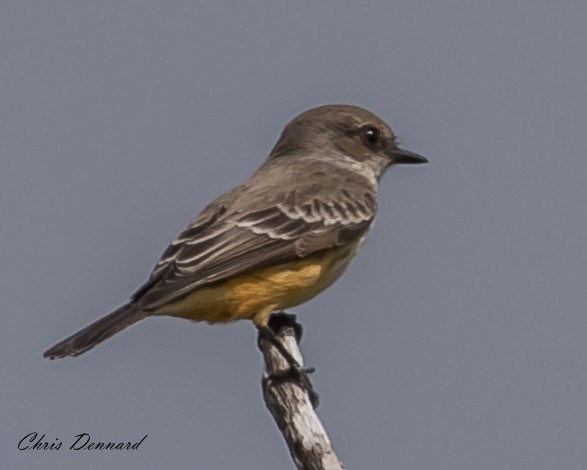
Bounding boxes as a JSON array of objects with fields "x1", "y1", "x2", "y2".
[{"x1": 2, "y1": 1, "x2": 586, "y2": 469}]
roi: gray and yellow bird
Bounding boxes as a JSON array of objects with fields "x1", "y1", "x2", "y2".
[{"x1": 44, "y1": 104, "x2": 427, "y2": 360}]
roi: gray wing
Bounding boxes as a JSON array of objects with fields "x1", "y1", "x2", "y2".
[{"x1": 132, "y1": 167, "x2": 377, "y2": 310}]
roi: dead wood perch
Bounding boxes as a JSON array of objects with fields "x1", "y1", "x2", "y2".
[{"x1": 258, "y1": 313, "x2": 345, "y2": 470}]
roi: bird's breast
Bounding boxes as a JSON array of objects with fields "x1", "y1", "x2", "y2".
[{"x1": 164, "y1": 244, "x2": 360, "y2": 324}]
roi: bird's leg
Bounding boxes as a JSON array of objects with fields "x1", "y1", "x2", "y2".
[
  {"x1": 257, "y1": 312, "x2": 314, "y2": 372},
  {"x1": 257, "y1": 312, "x2": 319, "y2": 407}
]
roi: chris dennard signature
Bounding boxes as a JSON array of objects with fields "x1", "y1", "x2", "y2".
[{"x1": 18, "y1": 432, "x2": 147, "y2": 450}]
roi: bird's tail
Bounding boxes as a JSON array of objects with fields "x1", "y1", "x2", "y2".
[{"x1": 43, "y1": 304, "x2": 147, "y2": 359}]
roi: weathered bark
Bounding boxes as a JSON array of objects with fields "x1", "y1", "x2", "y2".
[{"x1": 258, "y1": 313, "x2": 345, "y2": 470}]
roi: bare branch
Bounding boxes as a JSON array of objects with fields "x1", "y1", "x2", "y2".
[{"x1": 258, "y1": 313, "x2": 345, "y2": 470}]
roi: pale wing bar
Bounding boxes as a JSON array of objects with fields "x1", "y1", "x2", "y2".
[{"x1": 134, "y1": 188, "x2": 375, "y2": 311}]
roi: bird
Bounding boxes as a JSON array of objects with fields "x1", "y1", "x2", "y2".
[{"x1": 43, "y1": 104, "x2": 427, "y2": 362}]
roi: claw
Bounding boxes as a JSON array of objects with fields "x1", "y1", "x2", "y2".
[{"x1": 263, "y1": 366, "x2": 320, "y2": 408}]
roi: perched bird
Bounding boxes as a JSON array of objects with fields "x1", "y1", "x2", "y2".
[{"x1": 44, "y1": 104, "x2": 427, "y2": 361}]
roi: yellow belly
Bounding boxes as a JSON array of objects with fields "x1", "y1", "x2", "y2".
[{"x1": 162, "y1": 246, "x2": 354, "y2": 326}]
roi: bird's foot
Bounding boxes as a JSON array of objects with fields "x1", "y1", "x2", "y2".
[
  {"x1": 258, "y1": 311, "x2": 319, "y2": 408},
  {"x1": 262, "y1": 365, "x2": 320, "y2": 408}
]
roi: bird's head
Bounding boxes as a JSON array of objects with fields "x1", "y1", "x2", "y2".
[{"x1": 268, "y1": 104, "x2": 427, "y2": 179}]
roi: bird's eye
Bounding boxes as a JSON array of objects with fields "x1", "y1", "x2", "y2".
[{"x1": 360, "y1": 126, "x2": 380, "y2": 147}]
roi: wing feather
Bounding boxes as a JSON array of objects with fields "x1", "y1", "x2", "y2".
[{"x1": 133, "y1": 166, "x2": 377, "y2": 310}]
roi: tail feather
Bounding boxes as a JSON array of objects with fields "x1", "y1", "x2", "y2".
[{"x1": 43, "y1": 304, "x2": 147, "y2": 359}]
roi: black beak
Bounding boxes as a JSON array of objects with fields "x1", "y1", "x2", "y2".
[{"x1": 389, "y1": 147, "x2": 428, "y2": 165}]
